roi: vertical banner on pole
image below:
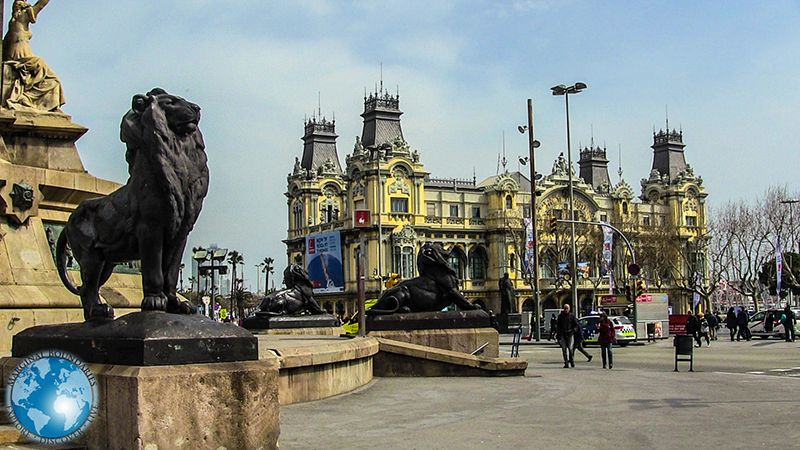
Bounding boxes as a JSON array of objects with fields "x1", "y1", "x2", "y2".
[
  {"x1": 524, "y1": 218, "x2": 535, "y2": 276},
  {"x1": 602, "y1": 223, "x2": 613, "y2": 294},
  {"x1": 777, "y1": 236, "x2": 783, "y2": 294}
]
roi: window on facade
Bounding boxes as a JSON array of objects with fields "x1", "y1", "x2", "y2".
[
  {"x1": 659, "y1": 215, "x2": 666, "y2": 226},
  {"x1": 622, "y1": 203, "x2": 629, "y2": 215},
  {"x1": 394, "y1": 246, "x2": 414, "y2": 278},
  {"x1": 448, "y1": 252, "x2": 463, "y2": 279},
  {"x1": 469, "y1": 251, "x2": 485, "y2": 279},
  {"x1": 391, "y1": 198, "x2": 409, "y2": 213},
  {"x1": 505, "y1": 195, "x2": 513, "y2": 209},
  {"x1": 324, "y1": 205, "x2": 337, "y2": 223},
  {"x1": 600, "y1": 214, "x2": 607, "y2": 222},
  {"x1": 472, "y1": 207, "x2": 481, "y2": 218},
  {"x1": 523, "y1": 206, "x2": 531, "y2": 218},
  {"x1": 355, "y1": 199, "x2": 365, "y2": 211},
  {"x1": 450, "y1": 205, "x2": 459, "y2": 217},
  {"x1": 293, "y1": 202, "x2": 304, "y2": 229},
  {"x1": 426, "y1": 202, "x2": 436, "y2": 216},
  {"x1": 509, "y1": 253, "x2": 516, "y2": 269},
  {"x1": 686, "y1": 216, "x2": 697, "y2": 227},
  {"x1": 642, "y1": 216, "x2": 650, "y2": 226}
]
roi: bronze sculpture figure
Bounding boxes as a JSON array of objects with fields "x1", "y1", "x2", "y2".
[
  {"x1": 56, "y1": 88, "x2": 209, "y2": 320},
  {"x1": 2, "y1": 0, "x2": 65, "y2": 111},
  {"x1": 366, "y1": 243, "x2": 481, "y2": 315},
  {"x1": 255, "y1": 264, "x2": 325, "y2": 316}
]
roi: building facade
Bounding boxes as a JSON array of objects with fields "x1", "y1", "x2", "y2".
[{"x1": 284, "y1": 87, "x2": 708, "y2": 318}]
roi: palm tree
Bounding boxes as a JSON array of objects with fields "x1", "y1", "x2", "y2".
[
  {"x1": 262, "y1": 257, "x2": 275, "y2": 294},
  {"x1": 227, "y1": 251, "x2": 244, "y2": 319}
]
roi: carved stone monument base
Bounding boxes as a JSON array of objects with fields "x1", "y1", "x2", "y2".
[
  {"x1": 12, "y1": 312, "x2": 258, "y2": 366},
  {"x1": 242, "y1": 312, "x2": 339, "y2": 331},
  {"x1": 0, "y1": 358, "x2": 281, "y2": 450}
]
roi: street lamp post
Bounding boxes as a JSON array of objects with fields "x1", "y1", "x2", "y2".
[
  {"x1": 518, "y1": 99, "x2": 543, "y2": 340},
  {"x1": 551, "y1": 82, "x2": 587, "y2": 312}
]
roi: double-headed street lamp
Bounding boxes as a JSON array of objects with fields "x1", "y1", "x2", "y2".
[
  {"x1": 551, "y1": 82, "x2": 587, "y2": 311},
  {"x1": 519, "y1": 100, "x2": 543, "y2": 340}
]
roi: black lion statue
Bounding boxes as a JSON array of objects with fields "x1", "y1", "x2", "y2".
[
  {"x1": 254, "y1": 264, "x2": 325, "y2": 316},
  {"x1": 56, "y1": 88, "x2": 209, "y2": 321},
  {"x1": 366, "y1": 243, "x2": 481, "y2": 315}
]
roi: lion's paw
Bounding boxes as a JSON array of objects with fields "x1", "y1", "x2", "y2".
[
  {"x1": 86, "y1": 303, "x2": 115, "y2": 321},
  {"x1": 166, "y1": 297, "x2": 197, "y2": 315},
  {"x1": 141, "y1": 295, "x2": 167, "y2": 311}
]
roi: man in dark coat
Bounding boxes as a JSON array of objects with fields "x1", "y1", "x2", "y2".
[
  {"x1": 736, "y1": 308, "x2": 751, "y2": 341},
  {"x1": 782, "y1": 305, "x2": 796, "y2": 342},
  {"x1": 685, "y1": 310, "x2": 700, "y2": 347},
  {"x1": 556, "y1": 304, "x2": 580, "y2": 368},
  {"x1": 726, "y1": 307, "x2": 737, "y2": 341}
]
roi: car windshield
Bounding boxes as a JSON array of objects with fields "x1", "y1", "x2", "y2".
[{"x1": 614, "y1": 316, "x2": 632, "y2": 325}]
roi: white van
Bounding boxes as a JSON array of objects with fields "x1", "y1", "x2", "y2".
[{"x1": 749, "y1": 309, "x2": 800, "y2": 339}]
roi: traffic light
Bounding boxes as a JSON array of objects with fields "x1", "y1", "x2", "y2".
[
  {"x1": 549, "y1": 216, "x2": 558, "y2": 233},
  {"x1": 635, "y1": 278, "x2": 645, "y2": 298}
]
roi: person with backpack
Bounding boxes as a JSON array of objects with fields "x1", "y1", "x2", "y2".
[
  {"x1": 705, "y1": 311, "x2": 718, "y2": 341},
  {"x1": 686, "y1": 310, "x2": 701, "y2": 347}
]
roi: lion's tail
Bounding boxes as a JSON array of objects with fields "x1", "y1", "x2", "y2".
[{"x1": 56, "y1": 229, "x2": 80, "y2": 296}]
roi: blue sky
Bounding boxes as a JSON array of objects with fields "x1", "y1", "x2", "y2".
[{"x1": 21, "y1": 1, "x2": 800, "y2": 290}]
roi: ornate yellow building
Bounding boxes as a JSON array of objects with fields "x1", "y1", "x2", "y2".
[{"x1": 284, "y1": 88, "x2": 708, "y2": 318}]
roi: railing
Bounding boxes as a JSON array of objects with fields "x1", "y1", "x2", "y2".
[
  {"x1": 424, "y1": 216, "x2": 442, "y2": 224},
  {"x1": 446, "y1": 217, "x2": 465, "y2": 225},
  {"x1": 468, "y1": 218, "x2": 486, "y2": 226}
]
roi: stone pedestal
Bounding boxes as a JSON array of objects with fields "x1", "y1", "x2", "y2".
[
  {"x1": 82, "y1": 360, "x2": 279, "y2": 450},
  {"x1": 368, "y1": 328, "x2": 499, "y2": 358},
  {"x1": 242, "y1": 312, "x2": 340, "y2": 331}
]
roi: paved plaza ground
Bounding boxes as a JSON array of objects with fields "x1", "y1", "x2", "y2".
[{"x1": 281, "y1": 334, "x2": 800, "y2": 449}]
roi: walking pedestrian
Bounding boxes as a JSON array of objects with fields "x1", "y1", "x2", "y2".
[
  {"x1": 556, "y1": 304, "x2": 579, "y2": 368},
  {"x1": 736, "y1": 308, "x2": 751, "y2": 341},
  {"x1": 782, "y1": 305, "x2": 796, "y2": 342},
  {"x1": 705, "y1": 310, "x2": 718, "y2": 341},
  {"x1": 548, "y1": 314, "x2": 557, "y2": 341},
  {"x1": 686, "y1": 310, "x2": 700, "y2": 347},
  {"x1": 726, "y1": 307, "x2": 737, "y2": 341},
  {"x1": 573, "y1": 321, "x2": 593, "y2": 363},
  {"x1": 698, "y1": 311, "x2": 711, "y2": 347},
  {"x1": 597, "y1": 313, "x2": 615, "y2": 369}
]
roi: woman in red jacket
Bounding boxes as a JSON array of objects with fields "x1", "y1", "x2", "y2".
[{"x1": 597, "y1": 313, "x2": 616, "y2": 369}]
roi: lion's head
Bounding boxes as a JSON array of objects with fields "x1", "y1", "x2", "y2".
[
  {"x1": 284, "y1": 264, "x2": 314, "y2": 299},
  {"x1": 120, "y1": 88, "x2": 204, "y2": 170},
  {"x1": 417, "y1": 243, "x2": 456, "y2": 277}
]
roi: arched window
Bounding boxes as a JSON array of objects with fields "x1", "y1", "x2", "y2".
[
  {"x1": 292, "y1": 201, "x2": 304, "y2": 229},
  {"x1": 447, "y1": 246, "x2": 466, "y2": 279},
  {"x1": 622, "y1": 202, "x2": 629, "y2": 215},
  {"x1": 469, "y1": 247, "x2": 487, "y2": 279},
  {"x1": 393, "y1": 246, "x2": 415, "y2": 279},
  {"x1": 506, "y1": 195, "x2": 513, "y2": 209}
]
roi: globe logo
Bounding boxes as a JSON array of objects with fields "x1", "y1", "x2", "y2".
[{"x1": 5, "y1": 351, "x2": 97, "y2": 444}]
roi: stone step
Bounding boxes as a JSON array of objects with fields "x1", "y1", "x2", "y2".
[{"x1": 0, "y1": 425, "x2": 24, "y2": 445}]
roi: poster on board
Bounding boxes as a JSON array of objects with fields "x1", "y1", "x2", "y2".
[{"x1": 306, "y1": 231, "x2": 345, "y2": 293}]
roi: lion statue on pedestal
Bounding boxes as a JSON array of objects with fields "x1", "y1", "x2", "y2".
[
  {"x1": 56, "y1": 88, "x2": 209, "y2": 321},
  {"x1": 366, "y1": 243, "x2": 481, "y2": 315}
]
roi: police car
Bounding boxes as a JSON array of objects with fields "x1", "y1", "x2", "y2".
[{"x1": 578, "y1": 315, "x2": 637, "y2": 346}]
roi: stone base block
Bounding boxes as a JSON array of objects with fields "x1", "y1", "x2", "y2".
[
  {"x1": 80, "y1": 359, "x2": 280, "y2": 450},
  {"x1": 368, "y1": 328, "x2": 499, "y2": 358}
]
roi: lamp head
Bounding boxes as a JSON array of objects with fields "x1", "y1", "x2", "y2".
[{"x1": 518, "y1": 125, "x2": 527, "y2": 134}]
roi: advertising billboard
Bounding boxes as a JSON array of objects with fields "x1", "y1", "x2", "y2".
[{"x1": 306, "y1": 231, "x2": 345, "y2": 293}]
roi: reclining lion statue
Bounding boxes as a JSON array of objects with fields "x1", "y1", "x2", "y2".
[
  {"x1": 56, "y1": 88, "x2": 209, "y2": 321},
  {"x1": 366, "y1": 243, "x2": 481, "y2": 315},
  {"x1": 254, "y1": 264, "x2": 325, "y2": 316}
]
